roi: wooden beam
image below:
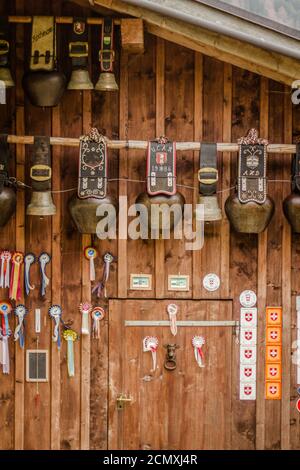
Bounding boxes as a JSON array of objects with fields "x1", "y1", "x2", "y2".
[
  {"x1": 93, "y1": 0, "x2": 300, "y2": 86},
  {"x1": 5, "y1": 135, "x2": 298, "y2": 154}
]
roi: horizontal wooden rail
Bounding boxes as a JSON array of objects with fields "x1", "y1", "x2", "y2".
[
  {"x1": 125, "y1": 320, "x2": 239, "y2": 327},
  {"x1": 6, "y1": 135, "x2": 297, "y2": 153},
  {"x1": 8, "y1": 16, "x2": 121, "y2": 25}
]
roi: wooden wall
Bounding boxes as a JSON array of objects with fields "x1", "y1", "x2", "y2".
[{"x1": 0, "y1": 0, "x2": 299, "y2": 450}]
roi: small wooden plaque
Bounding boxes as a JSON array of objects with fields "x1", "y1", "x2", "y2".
[
  {"x1": 26, "y1": 349, "x2": 49, "y2": 382},
  {"x1": 130, "y1": 274, "x2": 152, "y2": 291},
  {"x1": 168, "y1": 275, "x2": 189, "y2": 291}
]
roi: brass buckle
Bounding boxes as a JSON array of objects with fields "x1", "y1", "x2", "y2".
[
  {"x1": 99, "y1": 49, "x2": 115, "y2": 63},
  {"x1": 0, "y1": 40, "x2": 9, "y2": 55},
  {"x1": 69, "y1": 42, "x2": 89, "y2": 58},
  {"x1": 198, "y1": 167, "x2": 218, "y2": 185}
]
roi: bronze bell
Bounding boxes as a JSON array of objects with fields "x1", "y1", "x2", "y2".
[
  {"x1": 283, "y1": 193, "x2": 300, "y2": 232},
  {"x1": 69, "y1": 195, "x2": 118, "y2": 235},
  {"x1": 197, "y1": 195, "x2": 222, "y2": 223},
  {"x1": 67, "y1": 69, "x2": 93, "y2": 90},
  {"x1": 22, "y1": 71, "x2": 66, "y2": 107},
  {"x1": 0, "y1": 67, "x2": 14, "y2": 88},
  {"x1": 283, "y1": 144, "x2": 300, "y2": 232},
  {"x1": 95, "y1": 72, "x2": 118, "y2": 92},
  {"x1": 135, "y1": 192, "x2": 185, "y2": 237},
  {"x1": 225, "y1": 196, "x2": 274, "y2": 234},
  {"x1": 27, "y1": 191, "x2": 56, "y2": 216}
]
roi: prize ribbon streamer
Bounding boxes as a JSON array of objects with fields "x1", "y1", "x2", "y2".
[
  {"x1": 167, "y1": 304, "x2": 178, "y2": 336},
  {"x1": 84, "y1": 247, "x2": 98, "y2": 282},
  {"x1": 49, "y1": 305, "x2": 62, "y2": 349},
  {"x1": 10, "y1": 252, "x2": 24, "y2": 301},
  {"x1": 63, "y1": 329, "x2": 78, "y2": 377},
  {"x1": 143, "y1": 336, "x2": 159, "y2": 373},
  {"x1": 39, "y1": 253, "x2": 51, "y2": 297},
  {"x1": 14, "y1": 305, "x2": 28, "y2": 348},
  {"x1": 0, "y1": 330, "x2": 10, "y2": 374},
  {"x1": 79, "y1": 302, "x2": 92, "y2": 335},
  {"x1": 192, "y1": 336, "x2": 205, "y2": 368},
  {"x1": 92, "y1": 307, "x2": 105, "y2": 339},
  {"x1": 0, "y1": 251, "x2": 11, "y2": 288},
  {"x1": 24, "y1": 253, "x2": 36, "y2": 296}
]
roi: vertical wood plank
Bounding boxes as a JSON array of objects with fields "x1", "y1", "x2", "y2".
[
  {"x1": 80, "y1": 90, "x2": 92, "y2": 450},
  {"x1": 50, "y1": 105, "x2": 62, "y2": 450},
  {"x1": 281, "y1": 88, "x2": 292, "y2": 450},
  {"x1": 155, "y1": 37, "x2": 165, "y2": 299},
  {"x1": 14, "y1": 0, "x2": 25, "y2": 450},
  {"x1": 192, "y1": 52, "x2": 203, "y2": 299},
  {"x1": 118, "y1": 51, "x2": 128, "y2": 298},
  {"x1": 256, "y1": 77, "x2": 269, "y2": 450}
]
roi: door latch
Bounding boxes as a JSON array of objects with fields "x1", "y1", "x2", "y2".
[{"x1": 116, "y1": 394, "x2": 133, "y2": 411}]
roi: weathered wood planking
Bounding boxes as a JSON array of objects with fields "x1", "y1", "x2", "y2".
[
  {"x1": 0, "y1": 0, "x2": 16, "y2": 450},
  {"x1": 164, "y1": 41, "x2": 194, "y2": 300},
  {"x1": 0, "y1": 0, "x2": 299, "y2": 449},
  {"x1": 230, "y1": 69, "x2": 260, "y2": 450}
]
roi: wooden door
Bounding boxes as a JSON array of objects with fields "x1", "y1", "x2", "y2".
[{"x1": 108, "y1": 299, "x2": 233, "y2": 450}]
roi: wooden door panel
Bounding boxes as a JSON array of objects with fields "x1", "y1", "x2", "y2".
[{"x1": 109, "y1": 300, "x2": 232, "y2": 450}]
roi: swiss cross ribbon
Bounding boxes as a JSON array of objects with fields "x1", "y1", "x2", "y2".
[
  {"x1": 192, "y1": 336, "x2": 205, "y2": 368},
  {"x1": 0, "y1": 251, "x2": 11, "y2": 288},
  {"x1": 9, "y1": 252, "x2": 23, "y2": 301},
  {"x1": 167, "y1": 303, "x2": 178, "y2": 336},
  {"x1": 79, "y1": 302, "x2": 92, "y2": 335},
  {"x1": 24, "y1": 253, "x2": 36, "y2": 296},
  {"x1": 91, "y1": 306, "x2": 105, "y2": 339},
  {"x1": 14, "y1": 304, "x2": 28, "y2": 348},
  {"x1": 143, "y1": 336, "x2": 159, "y2": 373}
]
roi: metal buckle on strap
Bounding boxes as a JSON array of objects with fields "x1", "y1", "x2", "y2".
[
  {"x1": 99, "y1": 49, "x2": 115, "y2": 63},
  {"x1": 0, "y1": 40, "x2": 9, "y2": 55},
  {"x1": 198, "y1": 167, "x2": 218, "y2": 185},
  {"x1": 69, "y1": 41, "x2": 89, "y2": 58}
]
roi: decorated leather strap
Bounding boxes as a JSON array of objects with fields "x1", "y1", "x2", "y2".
[
  {"x1": 0, "y1": 135, "x2": 10, "y2": 193},
  {"x1": 78, "y1": 128, "x2": 107, "y2": 199},
  {"x1": 69, "y1": 18, "x2": 89, "y2": 70},
  {"x1": 31, "y1": 136, "x2": 52, "y2": 193},
  {"x1": 100, "y1": 18, "x2": 115, "y2": 74},
  {"x1": 198, "y1": 143, "x2": 218, "y2": 196},
  {"x1": 30, "y1": 16, "x2": 56, "y2": 71},
  {"x1": 0, "y1": 17, "x2": 10, "y2": 69},
  {"x1": 147, "y1": 136, "x2": 176, "y2": 196},
  {"x1": 292, "y1": 143, "x2": 300, "y2": 192},
  {"x1": 237, "y1": 129, "x2": 268, "y2": 204}
]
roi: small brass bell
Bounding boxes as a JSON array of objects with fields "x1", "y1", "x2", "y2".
[
  {"x1": 95, "y1": 72, "x2": 118, "y2": 92},
  {"x1": 27, "y1": 191, "x2": 56, "y2": 216},
  {"x1": 197, "y1": 195, "x2": 222, "y2": 223},
  {"x1": 67, "y1": 69, "x2": 93, "y2": 90},
  {"x1": 0, "y1": 67, "x2": 14, "y2": 88}
]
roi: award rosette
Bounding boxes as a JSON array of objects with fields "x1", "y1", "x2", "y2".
[
  {"x1": 79, "y1": 302, "x2": 92, "y2": 335},
  {"x1": 91, "y1": 306, "x2": 105, "y2": 339},
  {"x1": 84, "y1": 246, "x2": 98, "y2": 282},
  {"x1": 39, "y1": 252, "x2": 51, "y2": 297},
  {"x1": 143, "y1": 336, "x2": 159, "y2": 373},
  {"x1": 24, "y1": 253, "x2": 36, "y2": 296},
  {"x1": 49, "y1": 304, "x2": 62, "y2": 349},
  {"x1": 14, "y1": 304, "x2": 28, "y2": 348},
  {"x1": 63, "y1": 329, "x2": 78, "y2": 377},
  {"x1": 167, "y1": 303, "x2": 178, "y2": 337},
  {"x1": 192, "y1": 336, "x2": 205, "y2": 368},
  {"x1": 9, "y1": 252, "x2": 24, "y2": 301}
]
